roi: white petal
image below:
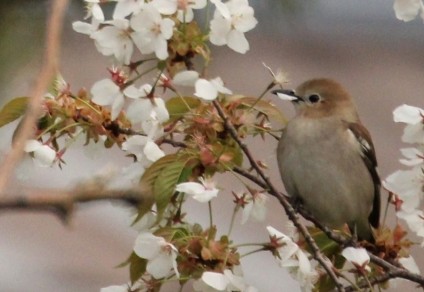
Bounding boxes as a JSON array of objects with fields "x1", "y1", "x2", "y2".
[
  {"x1": 173, "y1": 70, "x2": 199, "y2": 86},
  {"x1": 211, "y1": 77, "x2": 232, "y2": 94},
  {"x1": 209, "y1": 17, "x2": 231, "y2": 46},
  {"x1": 24, "y1": 140, "x2": 42, "y2": 152},
  {"x1": 152, "y1": 98, "x2": 170, "y2": 122},
  {"x1": 151, "y1": 0, "x2": 178, "y2": 15},
  {"x1": 402, "y1": 123, "x2": 424, "y2": 144},
  {"x1": 201, "y1": 271, "x2": 229, "y2": 290},
  {"x1": 33, "y1": 145, "x2": 56, "y2": 167},
  {"x1": 394, "y1": 0, "x2": 422, "y2": 21},
  {"x1": 111, "y1": 93, "x2": 125, "y2": 120},
  {"x1": 144, "y1": 141, "x2": 165, "y2": 162},
  {"x1": 175, "y1": 182, "x2": 205, "y2": 195},
  {"x1": 227, "y1": 30, "x2": 249, "y2": 54},
  {"x1": 147, "y1": 252, "x2": 174, "y2": 278},
  {"x1": 195, "y1": 79, "x2": 218, "y2": 101},
  {"x1": 91, "y1": 79, "x2": 120, "y2": 106},
  {"x1": 341, "y1": 247, "x2": 370, "y2": 266},
  {"x1": 192, "y1": 188, "x2": 218, "y2": 203},
  {"x1": 134, "y1": 232, "x2": 162, "y2": 259},
  {"x1": 393, "y1": 104, "x2": 423, "y2": 124},
  {"x1": 210, "y1": 0, "x2": 230, "y2": 19}
]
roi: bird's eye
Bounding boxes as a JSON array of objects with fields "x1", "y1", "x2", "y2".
[{"x1": 308, "y1": 94, "x2": 320, "y2": 103}]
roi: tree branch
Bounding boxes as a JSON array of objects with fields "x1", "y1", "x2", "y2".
[
  {"x1": 212, "y1": 100, "x2": 346, "y2": 292},
  {"x1": 0, "y1": 187, "x2": 149, "y2": 224},
  {"x1": 0, "y1": 0, "x2": 69, "y2": 193}
]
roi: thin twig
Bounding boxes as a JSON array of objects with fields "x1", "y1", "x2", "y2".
[
  {"x1": 212, "y1": 100, "x2": 346, "y2": 292},
  {"x1": 0, "y1": 0, "x2": 70, "y2": 193}
]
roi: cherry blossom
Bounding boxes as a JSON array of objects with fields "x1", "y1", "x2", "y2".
[
  {"x1": 91, "y1": 78, "x2": 125, "y2": 120},
  {"x1": 130, "y1": 4, "x2": 175, "y2": 60},
  {"x1": 341, "y1": 247, "x2": 370, "y2": 271},
  {"x1": 172, "y1": 70, "x2": 200, "y2": 86},
  {"x1": 91, "y1": 18, "x2": 134, "y2": 65},
  {"x1": 266, "y1": 226, "x2": 318, "y2": 291},
  {"x1": 151, "y1": 0, "x2": 207, "y2": 22},
  {"x1": 24, "y1": 140, "x2": 56, "y2": 167},
  {"x1": 113, "y1": 0, "x2": 144, "y2": 19},
  {"x1": 241, "y1": 191, "x2": 267, "y2": 224},
  {"x1": 393, "y1": 104, "x2": 424, "y2": 144},
  {"x1": 84, "y1": 0, "x2": 106, "y2": 21},
  {"x1": 175, "y1": 177, "x2": 219, "y2": 203},
  {"x1": 209, "y1": 0, "x2": 258, "y2": 53},
  {"x1": 194, "y1": 77, "x2": 232, "y2": 101},
  {"x1": 193, "y1": 268, "x2": 257, "y2": 292},
  {"x1": 122, "y1": 135, "x2": 165, "y2": 164},
  {"x1": 133, "y1": 232, "x2": 179, "y2": 279}
]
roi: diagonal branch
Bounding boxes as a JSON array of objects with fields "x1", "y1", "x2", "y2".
[
  {"x1": 212, "y1": 100, "x2": 346, "y2": 292},
  {"x1": 0, "y1": 0, "x2": 70, "y2": 193}
]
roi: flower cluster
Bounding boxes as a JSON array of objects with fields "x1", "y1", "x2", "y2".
[{"x1": 384, "y1": 105, "x2": 424, "y2": 245}]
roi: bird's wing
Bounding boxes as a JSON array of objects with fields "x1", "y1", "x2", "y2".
[{"x1": 346, "y1": 122, "x2": 380, "y2": 229}]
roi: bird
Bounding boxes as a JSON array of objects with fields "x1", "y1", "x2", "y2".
[{"x1": 273, "y1": 78, "x2": 380, "y2": 242}]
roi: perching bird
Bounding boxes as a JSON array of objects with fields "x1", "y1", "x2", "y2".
[{"x1": 273, "y1": 78, "x2": 380, "y2": 242}]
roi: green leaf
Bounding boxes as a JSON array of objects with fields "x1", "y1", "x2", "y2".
[
  {"x1": 166, "y1": 96, "x2": 200, "y2": 119},
  {"x1": 154, "y1": 160, "x2": 191, "y2": 215},
  {"x1": 129, "y1": 252, "x2": 147, "y2": 284},
  {"x1": 238, "y1": 96, "x2": 287, "y2": 124},
  {"x1": 0, "y1": 97, "x2": 28, "y2": 128},
  {"x1": 141, "y1": 153, "x2": 194, "y2": 216}
]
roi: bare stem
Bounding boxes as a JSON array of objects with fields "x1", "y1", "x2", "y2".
[{"x1": 0, "y1": 0, "x2": 69, "y2": 193}]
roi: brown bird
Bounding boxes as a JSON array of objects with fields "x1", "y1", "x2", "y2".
[{"x1": 273, "y1": 78, "x2": 380, "y2": 242}]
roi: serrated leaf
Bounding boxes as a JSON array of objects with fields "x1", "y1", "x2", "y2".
[
  {"x1": 166, "y1": 96, "x2": 200, "y2": 118},
  {"x1": 0, "y1": 97, "x2": 29, "y2": 128},
  {"x1": 238, "y1": 96, "x2": 287, "y2": 124},
  {"x1": 141, "y1": 154, "x2": 194, "y2": 216},
  {"x1": 154, "y1": 160, "x2": 190, "y2": 215}
]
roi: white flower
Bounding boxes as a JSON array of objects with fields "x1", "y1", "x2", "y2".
[
  {"x1": 72, "y1": 18, "x2": 100, "y2": 36},
  {"x1": 91, "y1": 18, "x2": 134, "y2": 65},
  {"x1": 341, "y1": 247, "x2": 370, "y2": 270},
  {"x1": 84, "y1": 0, "x2": 105, "y2": 21},
  {"x1": 209, "y1": 0, "x2": 258, "y2": 53},
  {"x1": 91, "y1": 79, "x2": 125, "y2": 120},
  {"x1": 393, "y1": 104, "x2": 424, "y2": 144},
  {"x1": 193, "y1": 268, "x2": 257, "y2": 292},
  {"x1": 241, "y1": 191, "x2": 267, "y2": 224},
  {"x1": 397, "y1": 209, "x2": 424, "y2": 245},
  {"x1": 150, "y1": 0, "x2": 206, "y2": 22},
  {"x1": 384, "y1": 168, "x2": 423, "y2": 212},
  {"x1": 266, "y1": 226, "x2": 318, "y2": 291},
  {"x1": 172, "y1": 70, "x2": 200, "y2": 86},
  {"x1": 175, "y1": 177, "x2": 219, "y2": 203},
  {"x1": 122, "y1": 135, "x2": 165, "y2": 164},
  {"x1": 128, "y1": 97, "x2": 169, "y2": 124},
  {"x1": 24, "y1": 140, "x2": 56, "y2": 167},
  {"x1": 393, "y1": 0, "x2": 424, "y2": 22},
  {"x1": 113, "y1": 0, "x2": 144, "y2": 19},
  {"x1": 130, "y1": 4, "x2": 175, "y2": 60},
  {"x1": 133, "y1": 232, "x2": 179, "y2": 279},
  {"x1": 399, "y1": 147, "x2": 424, "y2": 166},
  {"x1": 194, "y1": 77, "x2": 232, "y2": 101}
]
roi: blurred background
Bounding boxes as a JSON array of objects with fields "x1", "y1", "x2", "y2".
[{"x1": 0, "y1": 0, "x2": 423, "y2": 291}]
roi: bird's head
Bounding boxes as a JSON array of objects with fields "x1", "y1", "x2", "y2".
[{"x1": 273, "y1": 78, "x2": 359, "y2": 122}]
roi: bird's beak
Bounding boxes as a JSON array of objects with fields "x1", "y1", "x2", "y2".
[{"x1": 272, "y1": 89, "x2": 303, "y2": 102}]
